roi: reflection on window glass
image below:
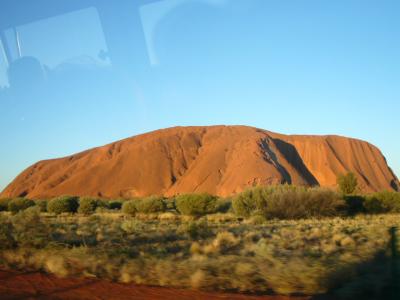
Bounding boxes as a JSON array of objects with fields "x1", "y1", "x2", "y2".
[
  {"x1": 140, "y1": 0, "x2": 230, "y2": 66},
  {"x1": 0, "y1": 40, "x2": 8, "y2": 88},
  {"x1": 17, "y1": 7, "x2": 110, "y2": 70}
]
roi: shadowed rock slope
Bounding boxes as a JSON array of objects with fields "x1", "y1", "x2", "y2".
[{"x1": 1, "y1": 126, "x2": 398, "y2": 199}]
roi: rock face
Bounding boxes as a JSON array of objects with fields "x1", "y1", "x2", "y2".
[{"x1": 1, "y1": 126, "x2": 398, "y2": 199}]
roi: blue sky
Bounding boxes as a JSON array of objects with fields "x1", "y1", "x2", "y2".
[{"x1": 0, "y1": 0, "x2": 399, "y2": 191}]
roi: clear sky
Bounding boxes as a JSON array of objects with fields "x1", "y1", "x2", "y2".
[{"x1": 0, "y1": 0, "x2": 399, "y2": 192}]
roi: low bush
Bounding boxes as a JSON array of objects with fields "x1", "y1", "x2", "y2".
[
  {"x1": 0, "y1": 198, "x2": 11, "y2": 211},
  {"x1": 344, "y1": 195, "x2": 366, "y2": 215},
  {"x1": 109, "y1": 200, "x2": 123, "y2": 210},
  {"x1": 120, "y1": 219, "x2": 144, "y2": 234},
  {"x1": 215, "y1": 198, "x2": 232, "y2": 213},
  {"x1": 35, "y1": 199, "x2": 48, "y2": 212},
  {"x1": 232, "y1": 187, "x2": 271, "y2": 217},
  {"x1": 233, "y1": 185, "x2": 345, "y2": 219},
  {"x1": 363, "y1": 196, "x2": 385, "y2": 214},
  {"x1": 175, "y1": 193, "x2": 218, "y2": 216},
  {"x1": 47, "y1": 196, "x2": 79, "y2": 214},
  {"x1": 264, "y1": 187, "x2": 344, "y2": 219},
  {"x1": 78, "y1": 197, "x2": 100, "y2": 215},
  {"x1": 337, "y1": 172, "x2": 358, "y2": 195},
  {"x1": 0, "y1": 215, "x2": 15, "y2": 249},
  {"x1": 369, "y1": 191, "x2": 400, "y2": 213},
  {"x1": 164, "y1": 198, "x2": 176, "y2": 210},
  {"x1": 11, "y1": 206, "x2": 49, "y2": 248},
  {"x1": 8, "y1": 198, "x2": 35, "y2": 214},
  {"x1": 178, "y1": 219, "x2": 211, "y2": 239},
  {"x1": 122, "y1": 200, "x2": 137, "y2": 216},
  {"x1": 134, "y1": 196, "x2": 166, "y2": 214}
]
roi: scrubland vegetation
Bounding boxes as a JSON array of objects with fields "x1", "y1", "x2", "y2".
[{"x1": 1, "y1": 183, "x2": 400, "y2": 298}]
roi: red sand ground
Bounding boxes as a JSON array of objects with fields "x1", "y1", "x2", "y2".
[
  {"x1": 0, "y1": 270, "x2": 313, "y2": 300},
  {"x1": 1, "y1": 125, "x2": 398, "y2": 199}
]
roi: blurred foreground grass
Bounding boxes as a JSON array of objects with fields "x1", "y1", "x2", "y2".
[{"x1": 0, "y1": 208, "x2": 399, "y2": 299}]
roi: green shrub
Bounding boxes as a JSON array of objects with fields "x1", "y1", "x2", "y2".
[
  {"x1": 8, "y1": 198, "x2": 35, "y2": 214},
  {"x1": 120, "y1": 219, "x2": 144, "y2": 234},
  {"x1": 264, "y1": 187, "x2": 344, "y2": 219},
  {"x1": 215, "y1": 198, "x2": 232, "y2": 213},
  {"x1": 109, "y1": 200, "x2": 123, "y2": 210},
  {"x1": 175, "y1": 193, "x2": 218, "y2": 216},
  {"x1": 47, "y1": 196, "x2": 79, "y2": 214},
  {"x1": 369, "y1": 191, "x2": 400, "y2": 213},
  {"x1": 363, "y1": 196, "x2": 385, "y2": 214},
  {"x1": 122, "y1": 200, "x2": 137, "y2": 215},
  {"x1": 233, "y1": 185, "x2": 344, "y2": 219},
  {"x1": 232, "y1": 186, "x2": 273, "y2": 217},
  {"x1": 178, "y1": 220, "x2": 211, "y2": 239},
  {"x1": 344, "y1": 195, "x2": 366, "y2": 215},
  {"x1": 35, "y1": 199, "x2": 48, "y2": 212},
  {"x1": 337, "y1": 172, "x2": 358, "y2": 195},
  {"x1": 78, "y1": 197, "x2": 100, "y2": 215},
  {"x1": 11, "y1": 206, "x2": 49, "y2": 248},
  {"x1": 0, "y1": 215, "x2": 15, "y2": 249},
  {"x1": 134, "y1": 196, "x2": 166, "y2": 214},
  {"x1": 164, "y1": 198, "x2": 176, "y2": 210},
  {"x1": 97, "y1": 199, "x2": 111, "y2": 209},
  {"x1": 0, "y1": 198, "x2": 11, "y2": 211}
]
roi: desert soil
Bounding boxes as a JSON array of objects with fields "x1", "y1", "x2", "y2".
[{"x1": 0, "y1": 269, "x2": 313, "y2": 300}]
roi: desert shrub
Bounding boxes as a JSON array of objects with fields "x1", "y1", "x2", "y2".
[
  {"x1": 344, "y1": 195, "x2": 366, "y2": 215},
  {"x1": 134, "y1": 196, "x2": 166, "y2": 214},
  {"x1": 35, "y1": 199, "x2": 48, "y2": 212},
  {"x1": 209, "y1": 231, "x2": 240, "y2": 254},
  {"x1": 369, "y1": 191, "x2": 400, "y2": 213},
  {"x1": 264, "y1": 187, "x2": 344, "y2": 219},
  {"x1": 109, "y1": 200, "x2": 123, "y2": 210},
  {"x1": 11, "y1": 206, "x2": 49, "y2": 248},
  {"x1": 97, "y1": 199, "x2": 110, "y2": 209},
  {"x1": 215, "y1": 198, "x2": 232, "y2": 213},
  {"x1": 78, "y1": 197, "x2": 100, "y2": 215},
  {"x1": 233, "y1": 186, "x2": 344, "y2": 219},
  {"x1": 175, "y1": 193, "x2": 218, "y2": 216},
  {"x1": 337, "y1": 172, "x2": 358, "y2": 194},
  {"x1": 300, "y1": 188, "x2": 345, "y2": 217},
  {"x1": 122, "y1": 200, "x2": 137, "y2": 215},
  {"x1": 206, "y1": 213, "x2": 236, "y2": 223},
  {"x1": 232, "y1": 186, "x2": 272, "y2": 217},
  {"x1": 158, "y1": 211, "x2": 180, "y2": 221},
  {"x1": 0, "y1": 198, "x2": 11, "y2": 211},
  {"x1": 247, "y1": 214, "x2": 267, "y2": 225},
  {"x1": 47, "y1": 196, "x2": 79, "y2": 214},
  {"x1": 178, "y1": 220, "x2": 211, "y2": 239},
  {"x1": 0, "y1": 215, "x2": 15, "y2": 249},
  {"x1": 164, "y1": 198, "x2": 176, "y2": 210},
  {"x1": 8, "y1": 198, "x2": 35, "y2": 214},
  {"x1": 120, "y1": 219, "x2": 144, "y2": 234},
  {"x1": 363, "y1": 197, "x2": 385, "y2": 214}
]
